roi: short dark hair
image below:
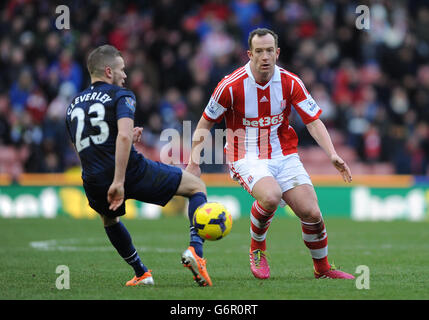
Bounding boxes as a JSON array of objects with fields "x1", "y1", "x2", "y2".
[
  {"x1": 248, "y1": 28, "x2": 278, "y2": 50},
  {"x1": 87, "y1": 45, "x2": 122, "y2": 77}
]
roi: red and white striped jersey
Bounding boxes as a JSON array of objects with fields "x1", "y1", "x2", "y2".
[{"x1": 203, "y1": 62, "x2": 322, "y2": 162}]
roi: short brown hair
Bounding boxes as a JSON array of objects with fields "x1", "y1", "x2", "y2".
[
  {"x1": 248, "y1": 28, "x2": 278, "y2": 50},
  {"x1": 87, "y1": 45, "x2": 122, "y2": 77}
]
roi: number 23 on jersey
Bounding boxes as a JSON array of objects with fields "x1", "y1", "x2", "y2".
[{"x1": 69, "y1": 103, "x2": 109, "y2": 152}]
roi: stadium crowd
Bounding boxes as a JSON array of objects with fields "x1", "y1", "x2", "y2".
[{"x1": 0, "y1": 0, "x2": 428, "y2": 179}]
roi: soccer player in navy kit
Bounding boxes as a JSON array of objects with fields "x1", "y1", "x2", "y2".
[{"x1": 65, "y1": 45, "x2": 212, "y2": 286}]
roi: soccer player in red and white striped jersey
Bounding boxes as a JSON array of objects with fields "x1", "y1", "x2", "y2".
[{"x1": 186, "y1": 28, "x2": 354, "y2": 280}]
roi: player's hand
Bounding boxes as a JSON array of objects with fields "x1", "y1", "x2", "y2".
[
  {"x1": 107, "y1": 182, "x2": 125, "y2": 211},
  {"x1": 133, "y1": 127, "x2": 143, "y2": 143},
  {"x1": 330, "y1": 154, "x2": 352, "y2": 183},
  {"x1": 185, "y1": 162, "x2": 201, "y2": 177}
]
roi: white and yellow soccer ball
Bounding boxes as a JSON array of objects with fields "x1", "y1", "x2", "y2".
[{"x1": 193, "y1": 202, "x2": 233, "y2": 241}]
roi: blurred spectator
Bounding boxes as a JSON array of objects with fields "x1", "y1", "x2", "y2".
[
  {"x1": 363, "y1": 124, "x2": 381, "y2": 163},
  {"x1": 9, "y1": 68, "x2": 33, "y2": 113},
  {"x1": 49, "y1": 48, "x2": 83, "y2": 93},
  {"x1": 0, "y1": 94, "x2": 11, "y2": 145}
]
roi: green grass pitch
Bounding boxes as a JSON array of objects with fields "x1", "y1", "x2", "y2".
[{"x1": 0, "y1": 216, "x2": 428, "y2": 300}]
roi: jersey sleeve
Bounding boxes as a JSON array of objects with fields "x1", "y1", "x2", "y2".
[
  {"x1": 290, "y1": 77, "x2": 322, "y2": 125},
  {"x1": 115, "y1": 89, "x2": 136, "y2": 120},
  {"x1": 203, "y1": 79, "x2": 232, "y2": 123}
]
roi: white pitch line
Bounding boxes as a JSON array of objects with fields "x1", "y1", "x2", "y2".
[{"x1": 29, "y1": 238, "x2": 178, "y2": 253}]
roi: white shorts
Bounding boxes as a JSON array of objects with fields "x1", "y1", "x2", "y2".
[{"x1": 228, "y1": 153, "x2": 313, "y2": 207}]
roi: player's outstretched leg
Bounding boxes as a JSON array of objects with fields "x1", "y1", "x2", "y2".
[
  {"x1": 187, "y1": 191, "x2": 207, "y2": 257},
  {"x1": 176, "y1": 170, "x2": 212, "y2": 286},
  {"x1": 102, "y1": 215, "x2": 154, "y2": 286}
]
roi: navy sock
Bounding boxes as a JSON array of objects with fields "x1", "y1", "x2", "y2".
[
  {"x1": 104, "y1": 221, "x2": 148, "y2": 277},
  {"x1": 188, "y1": 192, "x2": 207, "y2": 257}
]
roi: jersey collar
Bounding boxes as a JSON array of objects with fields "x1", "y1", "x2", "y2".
[
  {"x1": 91, "y1": 81, "x2": 106, "y2": 87},
  {"x1": 245, "y1": 61, "x2": 281, "y2": 90}
]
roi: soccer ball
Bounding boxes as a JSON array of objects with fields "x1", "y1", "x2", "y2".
[{"x1": 193, "y1": 202, "x2": 233, "y2": 241}]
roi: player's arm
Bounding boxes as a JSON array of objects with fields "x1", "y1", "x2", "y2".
[
  {"x1": 289, "y1": 76, "x2": 352, "y2": 183},
  {"x1": 306, "y1": 119, "x2": 352, "y2": 183},
  {"x1": 186, "y1": 116, "x2": 215, "y2": 177},
  {"x1": 108, "y1": 117, "x2": 134, "y2": 210}
]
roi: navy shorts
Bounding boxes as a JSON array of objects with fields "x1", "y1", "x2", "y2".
[{"x1": 83, "y1": 158, "x2": 183, "y2": 218}]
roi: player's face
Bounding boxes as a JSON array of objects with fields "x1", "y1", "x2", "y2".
[
  {"x1": 111, "y1": 56, "x2": 127, "y2": 87},
  {"x1": 248, "y1": 34, "x2": 280, "y2": 81}
]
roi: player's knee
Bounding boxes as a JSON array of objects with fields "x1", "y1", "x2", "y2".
[
  {"x1": 258, "y1": 192, "x2": 282, "y2": 211},
  {"x1": 101, "y1": 215, "x2": 119, "y2": 227},
  {"x1": 187, "y1": 172, "x2": 206, "y2": 195},
  {"x1": 192, "y1": 177, "x2": 206, "y2": 195},
  {"x1": 177, "y1": 170, "x2": 207, "y2": 197},
  {"x1": 300, "y1": 207, "x2": 322, "y2": 223}
]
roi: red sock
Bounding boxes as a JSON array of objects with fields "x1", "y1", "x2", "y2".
[
  {"x1": 250, "y1": 201, "x2": 275, "y2": 251},
  {"x1": 313, "y1": 257, "x2": 330, "y2": 273},
  {"x1": 301, "y1": 219, "x2": 330, "y2": 273}
]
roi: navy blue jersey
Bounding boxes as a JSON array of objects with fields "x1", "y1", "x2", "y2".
[{"x1": 65, "y1": 81, "x2": 143, "y2": 184}]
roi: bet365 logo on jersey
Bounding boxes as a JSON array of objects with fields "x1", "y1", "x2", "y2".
[{"x1": 242, "y1": 113, "x2": 284, "y2": 128}]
